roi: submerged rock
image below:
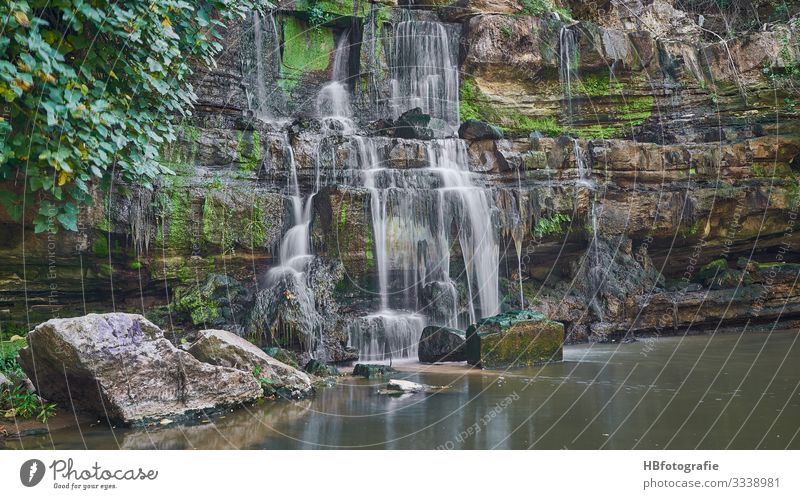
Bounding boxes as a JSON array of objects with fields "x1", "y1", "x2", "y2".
[
  {"x1": 18, "y1": 314, "x2": 262, "y2": 425},
  {"x1": 352, "y1": 364, "x2": 397, "y2": 378},
  {"x1": 187, "y1": 329, "x2": 312, "y2": 399},
  {"x1": 418, "y1": 326, "x2": 467, "y2": 363},
  {"x1": 466, "y1": 310, "x2": 564, "y2": 369},
  {"x1": 384, "y1": 379, "x2": 426, "y2": 393}
]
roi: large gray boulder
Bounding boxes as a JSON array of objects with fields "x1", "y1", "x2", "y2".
[
  {"x1": 418, "y1": 326, "x2": 467, "y2": 363},
  {"x1": 17, "y1": 314, "x2": 262, "y2": 425},
  {"x1": 186, "y1": 329, "x2": 313, "y2": 399}
]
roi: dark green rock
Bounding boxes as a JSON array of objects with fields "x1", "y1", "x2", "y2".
[
  {"x1": 394, "y1": 108, "x2": 434, "y2": 140},
  {"x1": 458, "y1": 119, "x2": 504, "y2": 141},
  {"x1": 352, "y1": 363, "x2": 397, "y2": 378},
  {"x1": 418, "y1": 325, "x2": 466, "y2": 363},
  {"x1": 466, "y1": 310, "x2": 564, "y2": 369},
  {"x1": 304, "y1": 359, "x2": 339, "y2": 377}
]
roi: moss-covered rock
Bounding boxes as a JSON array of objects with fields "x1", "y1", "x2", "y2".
[
  {"x1": 466, "y1": 310, "x2": 564, "y2": 368},
  {"x1": 352, "y1": 363, "x2": 397, "y2": 378}
]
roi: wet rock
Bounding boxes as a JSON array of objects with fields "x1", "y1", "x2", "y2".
[
  {"x1": 466, "y1": 310, "x2": 564, "y2": 368},
  {"x1": 352, "y1": 364, "x2": 397, "y2": 378},
  {"x1": 459, "y1": 119, "x2": 504, "y2": 141},
  {"x1": 187, "y1": 329, "x2": 312, "y2": 399},
  {"x1": 304, "y1": 359, "x2": 339, "y2": 378},
  {"x1": 394, "y1": 108, "x2": 434, "y2": 140},
  {"x1": 418, "y1": 326, "x2": 467, "y2": 363},
  {"x1": 18, "y1": 314, "x2": 263, "y2": 425}
]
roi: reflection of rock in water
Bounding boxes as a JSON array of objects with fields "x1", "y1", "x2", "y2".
[{"x1": 120, "y1": 400, "x2": 313, "y2": 450}]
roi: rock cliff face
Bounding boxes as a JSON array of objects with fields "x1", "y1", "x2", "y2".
[{"x1": 2, "y1": 1, "x2": 799, "y2": 354}]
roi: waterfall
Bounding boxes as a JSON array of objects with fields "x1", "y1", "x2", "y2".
[
  {"x1": 572, "y1": 139, "x2": 604, "y2": 321},
  {"x1": 559, "y1": 25, "x2": 577, "y2": 125},
  {"x1": 347, "y1": 137, "x2": 499, "y2": 359},
  {"x1": 573, "y1": 138, "x2": 593, "y2": 188},
  {"x1": 316, "y1": 30, "x2": 353, "y2": 131},
  {"x1": 244, "y1": 10, "x2": 283, "y2": 120},
  {"x1": 257, "y1": 134, "x2": 325, "y2": 353},
  {"x1": 389, "y1": 12, "x2": 460, "y2": 129}
]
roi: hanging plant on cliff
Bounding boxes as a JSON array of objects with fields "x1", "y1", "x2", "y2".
[{"x1": 0, "y1": 0, "x2": 258, "y2": 232}]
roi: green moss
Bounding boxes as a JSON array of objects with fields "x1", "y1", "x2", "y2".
[
  {"x1": 280, "y1": 16, "x2": 335, "y2": 93},
  {"x1": 297, "y1": 0, "x2": 371, "y2": 18},
  {"x1": 92, "y1": 232, "x2": 109, "y2": 258},
  {"x1": 511, "y1": 114, "x2": 564, "y2": 136},
  {"x1": 461, "y1": 77, "x2": 565, "y2": 136},
  {"x1": 249, "y1": 203, "x2": 268, "y2": 247},
  {"x1": 128, "y1": 260, "x2": 142, "y2": 270},
  {"x1": 174, "y1": 285, "x2": 220, "y2": 326},
  {"x1": 576, "y1": 73, "x2": 623, "y2": 97},
  {"x1": 238, "y1": 129, "x2": 262, "y2": 172},
  {"x1": 459, "y1": 78, "x2": 483, "y2": 123},
  {"x1": 339, "y1": 196, "x2": 349, "y2": 228},
  {"x1": 467, "y1": 311, "x2": 564, "y2": 368}
]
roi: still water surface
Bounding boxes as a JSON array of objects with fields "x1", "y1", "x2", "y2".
[{"x1": 7, "y1": 331, "x2": 800, "y2": 449}]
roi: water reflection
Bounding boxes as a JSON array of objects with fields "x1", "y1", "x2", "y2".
[{"x1": 6, "y1": 331, "x2": 800, "y2": 449}]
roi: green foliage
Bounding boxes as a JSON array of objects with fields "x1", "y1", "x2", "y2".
[
  {"x1": 0, "y1": 0, "x2": 257, "y2": 232},
  {"x1": 519, "y1": 0, "x2": 550, "y2": 16},
  {"x1": 0, "y1": 338, "x2": 56, "y2": 423},
  {"x1": 91, "y1": 232, "x2": 109, "y2": 258},
  {"x1": 534, "y1": 213, "x2": 571, "y2": 237},
  {"x1": 1, "y1": 384, "x2": 58, "y2": 422},
  {"x1": 518, "y1": 1, "x2": 572, "y2": 20},
  {"x1": 173, "y1": 283, "x2": 220, "y2": 326},
  {"x1": 0, "y1": 338, "x2": 26, "y2": 379}
]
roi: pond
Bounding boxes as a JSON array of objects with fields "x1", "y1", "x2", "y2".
[{"x1": 6, "y1": 330, "x2": 800, "y2": 450}]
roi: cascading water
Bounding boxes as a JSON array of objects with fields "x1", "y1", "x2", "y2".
[
  {"x1": 316, "y1": 30, "x2": 353, "y2": 131},
  {"x1": 559, "y1": 25, "x2": 578, "y2": 124},
  {"x1": 243, "y1": 10, "x2": 283, "y2": 120},
  {"x1": 572, "y1": 139, "x2": 604, "y2": 321},
  {"x1": 260, "y1": 135, "x2": 324, "y2": 353},
  {"x1": 573, "y1": 138, "x2": 593, "y2": 188},
  {"x1": 389, "y1": 11, "x2": 460, "y2": 129},
  {"x1": 347, "y1": 136, "x2": 499, "y2": 360}
]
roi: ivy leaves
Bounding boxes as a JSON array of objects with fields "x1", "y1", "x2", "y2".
[{"x1": 0, "y1": 0, "x2": 257, "y2": 232}]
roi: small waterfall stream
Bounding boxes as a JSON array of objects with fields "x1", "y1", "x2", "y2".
[
  {"x1": 317, "y1": 30, "x2": 353, "y2": 131},
  {"x1": 244, "y1": 10, "x2": 283, "y2": 120},
  {"x1": 559, "y1": 25, "x2": 578, "y2": 125},
  {"x1": 389, "y1": 11, "x2": 460, "y2": 129}
]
